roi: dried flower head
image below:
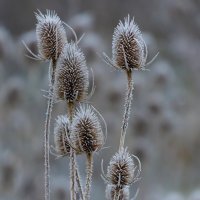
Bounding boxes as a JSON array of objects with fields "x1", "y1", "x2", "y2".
[
  {"x1": 103, "y1": 15, "x2": 147, "y2": 71},
  {"x1": 106, "y1": 184, "x2": 129, "y2": 200},
  {"x1": 112, "y1": 15, "x2": 147, "y2": 71},
  {"x1": 71, "y1": 105, "x2": 104, "y2": 154},
  {"x1": 54, "y1": 42, "x2": 89, "y2": 103},
  {"x1": 54, "y1": 115, "x2": 71, "y2": 156},
  {"x1": 36, "y1": 10, "x2": 66, "y2": 61},
  {"x1": 106, "y1": 149, "x2": 136, "y2": 186}
]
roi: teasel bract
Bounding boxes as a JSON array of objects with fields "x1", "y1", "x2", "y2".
[{"x1": 71, "y1": 105, "x2": 105, "y2": 200}]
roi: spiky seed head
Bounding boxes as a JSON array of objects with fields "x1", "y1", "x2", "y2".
[
  {"x1": 36, "y1": 10, "x2": 66, "y2": 61},
  {"x1": 106, "y1": 185, "x2": 129, "y2": 200},
  {"x1": 112, "y1": 15, "x2": 146, "y2": 71},
  {"x1": 54, "y1": 115, "x2": 71, "y2": 156},
  {"x1": 107, "y1": 149, "x2": 135, "y2": 186},
  {"x1": 71, "y1": 105, "x2": 104, "y2": 154},
  {"x1": 54, "y1": 42, "x2": 89, "y2": 102}
]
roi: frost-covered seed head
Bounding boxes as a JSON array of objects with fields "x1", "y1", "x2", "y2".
[
  {"x1": 54, "y1": 42, "x2": 89, "y2": 102},
  {"x1": 36, "y1": 10, "x2": 66, "y2": 61},
  {"x1": 107, "y1": 149, "x2": 135, "y2": 186},
  {"x1": 71, "y1": 105, "x2": 104, "y2": 154},
  {"x1": 112, "y1": 15, "x2": 146, "y2": 71},
  {"x1": 106, "y1": 184, "x2": 129, "y2": 200},
  {"x1": 54, "y1": 115, "x2": 71, "y2": 156}
]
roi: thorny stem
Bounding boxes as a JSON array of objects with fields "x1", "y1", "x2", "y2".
[
  {"x1": 67, "y1": 102, "x2": 76, "y2": 200},
  {"x1": 85, "y1": 153, "x2": 93, "y2": 200},
  {"x1": 70, "y1": 148, "x2": 76, "y2": 200},
  {"x1": 67, "y1": 102, "x2": 84, "y2": 200},
  {"x1": 119, "y1": 70, "x2": 133, "y2": 151},
  {"x1": 44, "y1": 60, "x2": 56, "y2": 200},
  {"x1": 75, "y1": 162, "x2": 84, "y2": 200}
]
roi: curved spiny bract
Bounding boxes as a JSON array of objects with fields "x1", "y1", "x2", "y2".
[
  {"x1": 71, "y1": 105, "x2": 104, "y2": 154},
  {"x1": 106, "y1": 184, "x2": 129, "y2": 200},
  {"x1": 54, "y1": 42, "x2": 89, "y2": 103},
  {"x1": 107, "y1": 148, "x2": 135, "y2": 186},
  {"x1": 36, "y1": 10, "x2": 66, "y2": 61},
  {"x1": 54, "y1": 115, "x2": 71, "y2": 156},
  {"x1": 112, "y1": 15, "x2": 147, "y2": 71}
]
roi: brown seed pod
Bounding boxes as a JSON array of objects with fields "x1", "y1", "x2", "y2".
[
  {"x1": 103, "y1": 15, "x2": 147, "y2": 72},
  {"x1": 54, "y1": 115, "x2": 71, "y2": 156},
  {"x1": 112, "y1": 15, "x2": 147, "y2": 71},
  {"x1": 54, "y1": 42, "x2": 89, "y2": 103},
  {"x1": 35, "y1": 10, "x2": 66, "y2": 61},
  {"x1": 106, "y1": 148, "x2": 135, "y2": 186},
  {"x1": 71, "y1": 105, "x2": 104, "y2": 154},
  {"x1": 106, "y1": 184, "x2": 129, "y2": 200}
]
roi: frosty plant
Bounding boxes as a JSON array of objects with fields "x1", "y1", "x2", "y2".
[
  {"x1": 25, "y1": 10, "x2": 155, "y2": 200},
  {"x1": 102, "y1": 15, "x2": 157, "y2": 199}
]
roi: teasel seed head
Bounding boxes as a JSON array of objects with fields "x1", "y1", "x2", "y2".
[
  {"x1": 106, "y1": 148, "x2": 136, "y2": 186},
  {"x1": 54, "y1": 42, "x2": 89, "y2": 103},
  {"x1": 35, "y1": 10, "x2": 66, "y2": 61},
  {"x1": 106, "y1": 184, "x2": 129, "y2": 200},
  {"x1": 71, "y1": 105, "x2": 104, "y2": 154},
  {"x1": 112, "y1": 15, "x2": 147, "y2": 71},
  {"x1": 54, "y1": 115, "x2": 71, "y2": 156}
]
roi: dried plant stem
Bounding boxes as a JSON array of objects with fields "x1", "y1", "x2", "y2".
[
  {"x1": 67, "y1": 102, "x2": 84, "y2": 200},
  {"x1": 70, "y1": 148, "x2": 76, "y2": 200},
  {"x1": 75, "y1": 162, "x2": 84, "y2": 200},
  {"x1": 67, "y1": 102, "x2": 76, "y2": 200},
  {"x1": 119, "y1": 71, "x2": 133, "y2": 151},
  {"x1": 85, "y1": 153, "x2": 93, "y2": 200},
  {"x1": 44, "y1": 60, "x2": 56, "y2": 200}
]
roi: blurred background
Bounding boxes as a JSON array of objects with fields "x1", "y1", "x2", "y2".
[{"x1": 0, "y1": 0, "x2": 200, "y2": 199}]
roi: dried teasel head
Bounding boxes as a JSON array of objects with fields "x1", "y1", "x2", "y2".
[
  {"x1": 106, "y1": 184, "x2": 129, "y2": 200},
  {"x1": 71, "y1": 105, "x2": 105, "y2": 154},
  {"x1": 35, "y1": 10, "x2": 66, "y2": 62},
  {"x1": 106, "y1": 148, "x2": 140, "y2": 186},
  {"x1": 112, "y1": 15, "x2": 147, "y2": 71},
  {"x1": 54, "y1": 42, "x2": 89, "y2": 103},
  {"x1": 103, "y1": 15, "x2": 147, "y2": 72},
  {"x1": 53, "y1": 115, "x2": 71, "y2": 156}
]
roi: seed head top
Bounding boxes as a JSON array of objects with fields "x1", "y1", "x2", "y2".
[
  {"x1": 71, "y1": 105, "x2": 104, "y2": 154},
  {"x1": 112, "y1": 15, "x2": 147, "y2": 71},
  {"x1": 36, "y1": 10, "x2": 66, "y2": 61},
  {"x1": 107, "y1": 148, "x2": 135, "y2": 186},
  {"x1": 54, "y1": 42, "x2": 89, "y2": 103},
  {"x1": 54, "y1": 115, "x2": 71, "y2": 156}
]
